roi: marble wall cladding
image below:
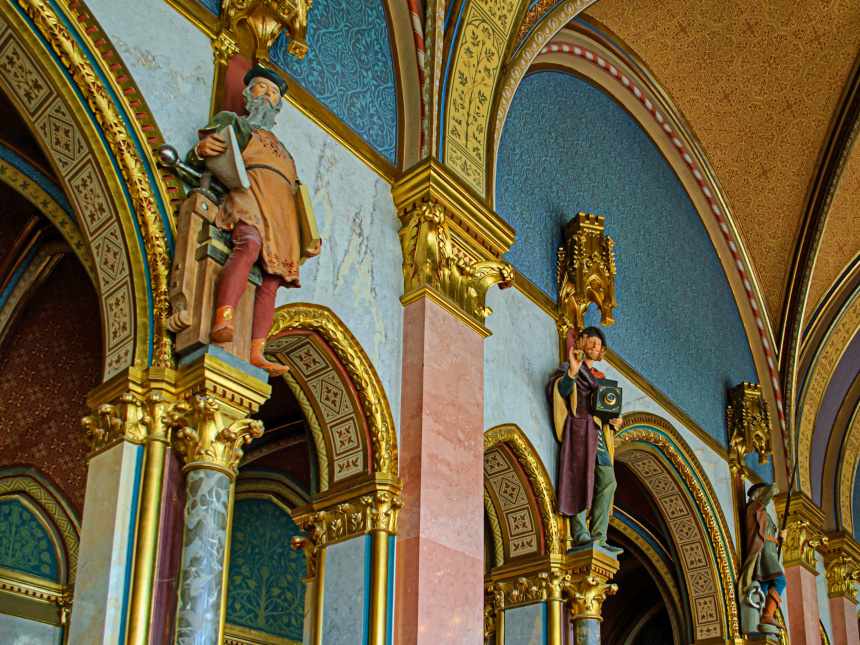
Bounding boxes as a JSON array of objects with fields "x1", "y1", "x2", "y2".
[
  {"x1": 484, "y1": 286, "x2": 561, "y2": 484},
  {"x1": 0, "y1": 614, "x2": 63, "y2": 645},
  {"x1": 321, "y1": 536, "x2": 367, "y2": 645},
  {"x1": 175, "y1": 469, "x2": 232, "y2": 645},
  {"x1": 271, "y1": 103, "x2": 404, "y2": 434},
  {"x1": 816, "y1": 556, "x2": 832, "y2": 639},
  {"x1": 504, "y1": 604, "x2": 543, "y2": 645},
  {"x1": 68, "y1": 442, "x2": 142, "y2": 645},
  {"x1": 84, "y1": 0, "x2": 216, "y2": 155}
]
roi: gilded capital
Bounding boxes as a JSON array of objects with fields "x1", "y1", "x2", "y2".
[
  {"x1": 212, "y1": 31, "x2": 239, "y2": 65},
  {"x1": 822, "y1": 532, "x2": 860, "y2": 601},
  {"x1": 167, "y1": 395, "x2": 264, "y2": 478},
  {"x1": 564, "y1": 573, "x2": 618, "y2": 618},
  {"x1": 775, "y1": 492, "x2": 826, "y2": 571},
  {"x1": 557, "y1": 212, "x2": 617, "y2": 335},
  {"x1": 221, "y1": 0, "x2": 311, "y2": 61},
  {"x1": 82, "y1": 390, "x2": 171, "y2": 455},
  {"x1": 727, "y1": 382, "x2": 772, "y2": 474},
  {"x1": 392, "y1": 159, "x2": 516, "y2": 336}
]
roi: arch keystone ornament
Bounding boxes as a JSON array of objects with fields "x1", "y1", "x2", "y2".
[{"x1": 392, "y1": 158, "x2": 515, "y2": 336}]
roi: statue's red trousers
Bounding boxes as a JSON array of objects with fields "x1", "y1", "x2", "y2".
[{"x1": 216, "y1": 221, "x2": 280, "y2": 340}]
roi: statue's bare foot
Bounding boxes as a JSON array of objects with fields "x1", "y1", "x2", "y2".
[{"x1": 250, "y1": 339, "x2": 289, "y2": 377}]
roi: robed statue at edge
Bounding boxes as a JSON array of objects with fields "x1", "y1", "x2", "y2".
[{"x1": 547, "y1": 326, "x2": 624, "y2": 554}]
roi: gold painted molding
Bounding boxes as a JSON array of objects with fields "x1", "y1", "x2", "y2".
[
  {"x1": 484, "y1": 424, "x2": 562, "y2": 555},
  {"x1": 269, "y1": 304, "x2": 398, "y2": 476}
]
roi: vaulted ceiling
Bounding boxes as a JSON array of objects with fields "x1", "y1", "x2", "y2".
[{"x1": 585, "y1": 0, "x2": 860, "y2": 323}]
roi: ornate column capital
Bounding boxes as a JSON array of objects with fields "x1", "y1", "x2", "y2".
[
  {"x1": 167, "y1": 395, "x2": 263, "y2": 479},
  {"x1": 392, "y1": 158, "x2": 515, "y2": 336},
  {"x1": 290, "y1": 475, "x2": 403, "y2": 576},
  {"x1": 822, "y1": 532, "x2": 860, "y2": 602},
  {"x1": 211, "y1": 31, "x2": 239, "y2": 65},
  {"x1": 81, "y1": 367, "x2": 176, "y2": 456},
  {"x1": 727, "y1": 382, "x2": 773, "y2": 475},
  {"x1": 775, "y1": 492, "x2": 827, "y2": 572}
]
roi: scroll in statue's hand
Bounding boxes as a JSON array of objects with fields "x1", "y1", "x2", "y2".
[{"x1": 197, "y1": 134, "x2": 227, "y2": 157}]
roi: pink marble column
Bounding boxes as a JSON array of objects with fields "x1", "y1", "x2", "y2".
[
  {"x1": 829, "y1": 596, "x2": 860, "y2": 645},
  {"x1": 785, "y1": 566, "x2": 821, "y2": 644},
  {"x1": 394, "y1": 297, "x2": 485, "y2": 644}
]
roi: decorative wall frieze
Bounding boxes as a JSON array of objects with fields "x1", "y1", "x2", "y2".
[
  {"x1": 557, "y1": 212, "x2": 617, "y2": 335},
  {"x1": 167, "y1": 395, "x2": 263, "y2": 478},
  {"x1": 392, "y1": 159, "x2": 515, "y2": 335},
  {"x1": 822, "y1": 532, "x2": 860, "y2": 601},
  {"x1": 775, "y1": 492, "x2": 827, "y2": 572},
  {"x1": 727, "y1": 382, "x2": 772, "y2": 474},
  {"x1": 220, "y1": 0, "x2": 311, "y2": 62}
]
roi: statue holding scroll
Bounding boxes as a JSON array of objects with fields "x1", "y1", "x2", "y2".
[
  {"x1": 184, "y1": 65, "x2": 321, "y2": 376},
  {"x1": 547, "y1": 327, "x2": 624, "y2": 554}
]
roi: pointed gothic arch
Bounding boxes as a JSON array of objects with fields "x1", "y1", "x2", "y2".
[
  {"x1": 0, "y1": 0, "x2": 182, "y2": 380},
  {"x1": 615, "y1": 413, "x2": 740, "y2": 642}
]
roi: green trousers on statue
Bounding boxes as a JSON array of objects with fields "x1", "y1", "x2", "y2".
[{"x1": 571, "y1": 462, "x2": 617, "y2": 545}]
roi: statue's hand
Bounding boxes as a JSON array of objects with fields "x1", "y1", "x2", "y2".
[
  {"x1": 197, "y1": 134, "x2": 227, "y2": 157},
  {"x1": 303, "y1": 239, "x2": 322, "y2": 258},
  {"x1": 568, "y1": 344, "x2": 583, "y2": 376},
  {"x1": 608, "y1": 415, "x2": 623, "y2": 427}
]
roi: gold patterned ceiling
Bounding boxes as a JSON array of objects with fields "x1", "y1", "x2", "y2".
[
  {"x1": 805, "y1": 142, "x2": 860, "y2": 322},
  {"x1": 584, "y1": 0, "x2": 860, "y2": 321}
]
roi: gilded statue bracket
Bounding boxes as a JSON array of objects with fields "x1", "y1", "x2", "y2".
[
  {"x1": 220, "y1": 0, "x2": 312, "y2": 62},
  {"x1": 727, "y1": 382, "x2": 773, "y2": 474},
  {"x1": 556, "y1": 212, "x2": 617, "y2": 344}
]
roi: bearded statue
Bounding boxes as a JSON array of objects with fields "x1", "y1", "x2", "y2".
[{"x1": 184, "y1": 65, "x2": 321, "y2": 376}]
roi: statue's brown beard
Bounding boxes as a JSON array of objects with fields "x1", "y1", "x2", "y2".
[{"x1": 245, "y1": 95, "x2": 278, "y2": 131}]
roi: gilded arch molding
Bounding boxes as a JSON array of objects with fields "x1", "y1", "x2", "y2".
[
  {"x1": 616, "y1": 413, "x2": 739, "y2": 642},
  {"x1": 483, "y1": 424, "x2": 562, "y2": 558},
  {"x1": 269, "y1": 303, "x2": 398, "y2": 479},
  {"x1": 0, "y1": 0, "x2": 182, "y2": 379},
  {"x1": 796, "y1": 291, "x2": 860, "y2": 494}
]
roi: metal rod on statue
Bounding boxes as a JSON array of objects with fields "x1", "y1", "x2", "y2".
[{"x1": 777, "y1": 458, "x2": 799, "y2": 560}]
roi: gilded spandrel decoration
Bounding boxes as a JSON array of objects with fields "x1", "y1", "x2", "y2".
[
  {"x1": 399, "y1": 202, "x2": 514, "y2": 326},
  {"x1": 557, "y1": 212, "x2": 617, "y2": 336},
  {"x1": 82, "y1": 391, "x2": 170, "y2": 454},
  {"x1": 167, "y1": 395, "x2": 264, "y2": 477},
  {"x1": 222, "y1": 0, "x2": 312, "y2": 61},
  {"x1": 727, "y1": 382, "x2": 772, "y2": 473},
  {"x1": 825, "y1": 556, "x2": 860, "y2": 599}
]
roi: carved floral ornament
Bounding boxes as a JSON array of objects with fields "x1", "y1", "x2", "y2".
[
  {"x1": 782, "y1": 518, "x2": 827, "y2": 570},
  {"x1": 82, "y1": 391, "x2": 171, "y2": 455},
  {"x1": 488, "y1": 569, "x2": 617, "y2": 617},
  {"x1": 825, "y1": 556, "x2": 860, "y2": 600}
]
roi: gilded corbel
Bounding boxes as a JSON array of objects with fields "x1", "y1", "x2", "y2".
[
  {"x1": 727, "y1": 382, "x2": 772, "y2": 475},
  {"x1": 167, "y1": 395, "x2": 264, "y2": 478}
]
